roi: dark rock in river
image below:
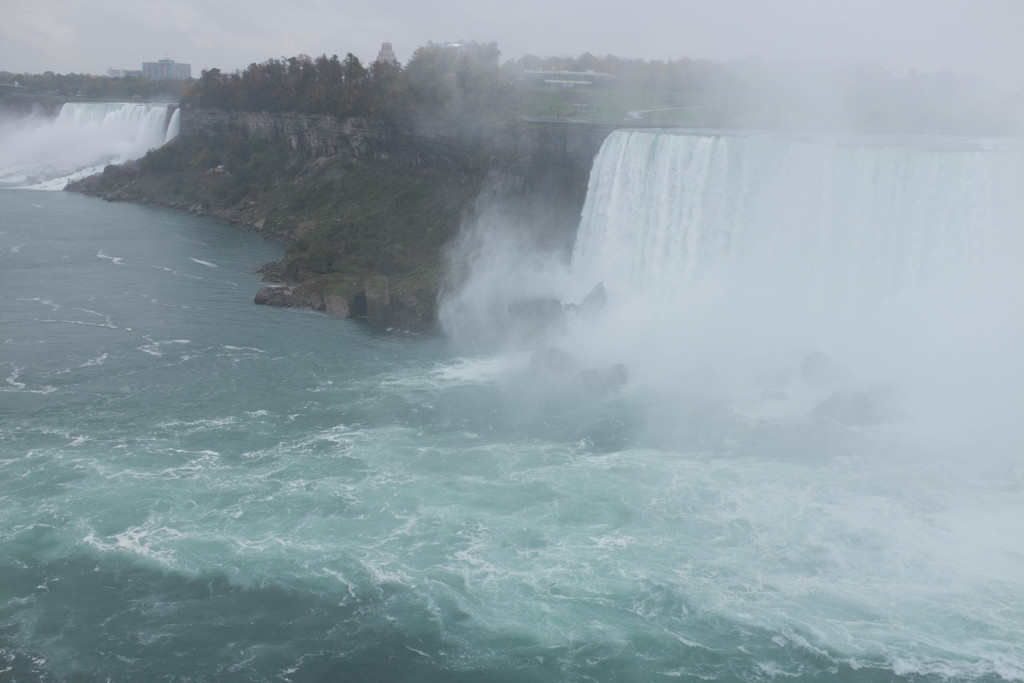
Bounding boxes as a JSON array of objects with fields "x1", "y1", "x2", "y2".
[
  {"x1": 253, "y1": 285, "x2": 323, "y2": 310},
  {"x1": 365, "y1": 277, "x2": 392, "y2": 328},
  {"x1": 252, "y1": 268, "x2": 432, "y2": 331},
  {"x1": 323, "y1": 292, "x2": 351, "y2": 318},
  {"x1": 389, "y1": 289, "x2": 432, "y2": 331},
  {"x1": 254, "y1": 286, "x2": 290, "y2": 307}
]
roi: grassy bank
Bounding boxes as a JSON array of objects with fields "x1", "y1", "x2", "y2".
[{"x1": 71, "y1": 132, "x2": 485, "y2": 329}]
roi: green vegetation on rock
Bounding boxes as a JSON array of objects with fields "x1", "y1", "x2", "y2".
[{"x1": 71, "y1": 131, "x2": 483, "y2": 330}]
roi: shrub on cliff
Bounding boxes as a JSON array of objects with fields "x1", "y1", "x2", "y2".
[{"x1": 180, "y1": 42, "x2": 507, "y2": 131}]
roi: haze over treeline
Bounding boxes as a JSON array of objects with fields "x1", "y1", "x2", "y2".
[
  {"x1": 0, "y1": 71, "x2": 186, "y2": 101},
  {"x1": 3, "y1": 40, "x2": 1021, "y2": 134}
]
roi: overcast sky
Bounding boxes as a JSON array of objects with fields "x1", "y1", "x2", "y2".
[{"x1": 2, "y1": 0, "x2": 1021, "y2": 91}]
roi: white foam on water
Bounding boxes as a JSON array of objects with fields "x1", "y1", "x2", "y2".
[
  {"x1": 72, "y1": 308, "x2": 115, "y2": 328},
  {"x1": 1, "y1": 365, "x2": 57, "y2": 395},
  {"x1": 80, "y1": 353, "x2": 109, "y2": 367},
  {"x1": 17, "y1": 297, "x2": 61, "y2": 312},
  {"x1": 137, "y1": 338, "x2": 191, "y2": 357},
  {"x1": 428, "y1": 129, "x2": 1024, "y2": 678},
  {"x1": 5, "y1": 168, "x2": 1023, "y2": 680},
  {"x1": 4, "y1": 366, "x2": 26, "y2": 389},
  {"x1": 81, "y1": 521, "x2": 183, "y2": 568},
  {"x1": 149, "y1": 264, "x2": 204, "y2": 280},
  {"x1": 96, "y1": 251, "x2": 124, "y2": 265}
]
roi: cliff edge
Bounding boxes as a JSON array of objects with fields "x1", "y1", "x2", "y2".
[{"x1": 67, "y1": 109, "x2": 613, "y2": 331}]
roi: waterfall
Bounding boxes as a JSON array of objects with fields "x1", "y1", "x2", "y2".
[
  {"x1": 164, "y1": 107, "x2": 181, "y2": 144},
  {"x1": 562, "y1": 129, "x2": 1024, "y2": 437},
  {"x1": 0, "y1": 102, "x2": 179, "y2": 189},
  {"x1": 572, "y1": 130, "x2": 1024, "y2": 307}
]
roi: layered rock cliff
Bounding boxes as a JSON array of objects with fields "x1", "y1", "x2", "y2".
[{"x1": 180, "y1": 107, "x2": 613, "y2": 213}]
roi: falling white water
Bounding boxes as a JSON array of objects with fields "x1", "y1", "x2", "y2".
[
  {"x1": 5, "y1": 138, "x2": 1024, "y2": 682},
  {"x1": 572, "y1": 131, "x2": 1024, "y2": 304},
  {"x1": 0, "y1": 102, "x2": 178, "y2": 189},
  {"x1": 565, "y1": 129, "x2": 1024, "y2": 441},
  {"x1": 164, "y1": 107, "x2": 181, "y2": 144}
]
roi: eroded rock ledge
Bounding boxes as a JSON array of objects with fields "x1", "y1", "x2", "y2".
[{"x1": 253, "y1": 262, "x2": 433, "y2": 331}]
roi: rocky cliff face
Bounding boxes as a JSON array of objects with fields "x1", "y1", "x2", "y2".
[
  {"x1": 180, "y1": 109, "x2": 613, "y2": 230},
  {"x1": 480, "y1": 122, "x2": 615, "y2": 253},
  {"x1": 181, "y1": 109, "x2": 385, "y2": 158},
  {"x1": 181, "y1": 109, "x2": 484, "y2": 170},
  {"x1": 166, "y1": 109, "x2": 616, "y2": 330}
]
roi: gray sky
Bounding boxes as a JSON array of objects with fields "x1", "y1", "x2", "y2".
[{"x1": 2, "y1": 0, "x2": 1021, "y2": 90}]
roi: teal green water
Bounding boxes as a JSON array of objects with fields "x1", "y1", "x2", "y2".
[{"x1": 2, "y1": 190, "x2": 1022, "y2": 682}]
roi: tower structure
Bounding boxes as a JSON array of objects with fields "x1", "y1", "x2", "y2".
[{"x1": 375, "y1": 43, "x2": 398, "y2": 65}]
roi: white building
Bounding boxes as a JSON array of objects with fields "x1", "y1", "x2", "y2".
[{"x1": 142, "y1": 59, "x2": 191, "y2": 81}]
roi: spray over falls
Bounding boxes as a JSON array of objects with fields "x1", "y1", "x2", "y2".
[
  {"x1": 448, "y1": 129, "x2": 1024, "y2": 439},
  {"x1": 3, "y1": 116, "x2": 1024, "y2": 679},
  {"x1": 432, "y1": 129, "x2": 1024, "y2": 677}
]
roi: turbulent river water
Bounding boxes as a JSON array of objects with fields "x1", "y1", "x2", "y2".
[{"x1": 2, "y1": 124, "x2": 1024, "y2": 682}]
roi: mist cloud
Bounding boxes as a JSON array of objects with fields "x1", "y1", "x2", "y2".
[{"x1": 2, "y1": 0, "x2": 1021, "y2": 95}]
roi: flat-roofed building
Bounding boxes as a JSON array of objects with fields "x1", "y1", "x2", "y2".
[
  {"x1": 142, "y1": 59, "x2": 191, "y2": 81},
  {"x1": 520, "y1": 70, "x2": 616, "y2": 89}
]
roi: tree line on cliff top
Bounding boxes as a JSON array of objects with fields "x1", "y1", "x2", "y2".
[
  {"x1": 0, "y1": 70, "x2": 187, "y2": 101},
  {"x1": 179, "y1": 42, "x2": 732, "y2": 127},
  {"x1": 7, "y1": 40, "x2": 1013, "y2": 134},
  {"x1": 181, "y1": 42, "x2": 507, "y2": 127},
  {"x1": 180, "y1": 41, "x2": 1020, "y2": 134}
]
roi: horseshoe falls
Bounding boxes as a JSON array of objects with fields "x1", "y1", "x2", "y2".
[
  {"x1": 567, "y1": 131, "x2": 1024, "y2": 443},
  {"x1": 2, "y1": 128, "x2": 1024, "y2": 682}
]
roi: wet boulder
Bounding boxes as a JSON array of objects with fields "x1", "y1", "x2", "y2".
[
  {"x1": 364, "y1": 276, "x2": 392, "y2": 328},
  {"x1": 253, "y1": 284, "x2": 324, "y2": 310},
  {"x1": 254, "y1": 286, "x2": 290, "y2": 307}
]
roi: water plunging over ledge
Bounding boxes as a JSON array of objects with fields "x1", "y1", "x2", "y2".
[
  {"x1": 3, "y1": 126, "x2": 1024, "y2": 680},
  {"x1": 0, "y1": 101, "x2": 179, "y2": 189}
]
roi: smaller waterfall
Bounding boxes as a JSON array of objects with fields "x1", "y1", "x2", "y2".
[
  {"x1": 0, "y1": 102, "x2": 179, "y2": 189},
  {"x1": 164, "y1": 108, "x2": 181, "y2": 144}
]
